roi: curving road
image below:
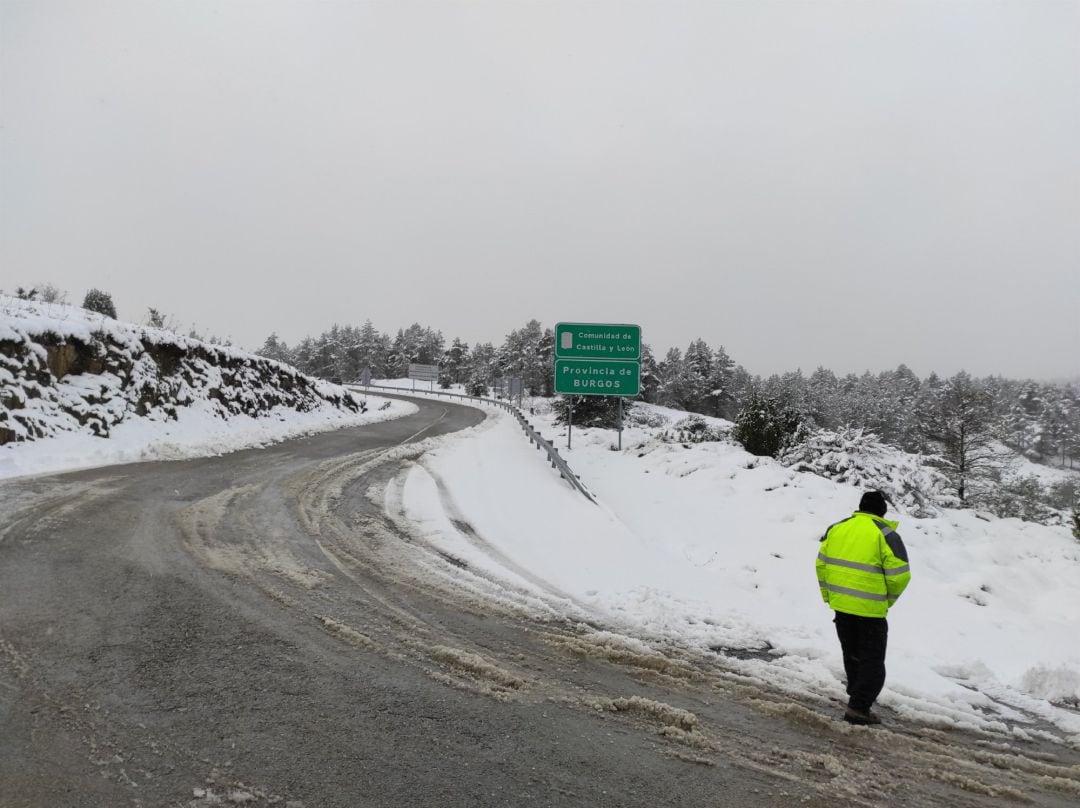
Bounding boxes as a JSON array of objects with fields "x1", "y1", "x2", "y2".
[{"x1": 1, "y1": 397, "x2": 1078, "y2": 808}]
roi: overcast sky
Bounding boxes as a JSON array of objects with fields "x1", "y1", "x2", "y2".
[{"x1": 2, "y1": 1, "x2": 1077, "y2": 380}]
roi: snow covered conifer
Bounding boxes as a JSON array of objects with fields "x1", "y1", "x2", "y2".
[
  {"x1": 256, "y1": 333, "x2": 292, "y2": 365},
  {"x1": 354, "y1": 320, "x2": 385, "y2": 378},
  {"x1": 657, "y1": 347, "x2": 689, "y2": 409},
  {"x1": 465, "y1": 370, "x2": 489, "y2": 398},
  {"x1": 682, "y1": 339, "x2": 713, "y2": 412},
  {"x1": 82, "y1": 288, "x2": 117, "y2": 318},
  {"x1": 733, "y1": 390, "x2": 801, "y2": 458},
  {"x1": 707, "y1": 345, "x2": 737, "y2": 419},
  {"x1": 536, "y1": 327, "x2": 555, "y2": 397},
  {"x1": 780, "y1": 426, "x2": 955, "y2": 515},
  {"x1": 553, "y1": 395, "x2": 629, "y2": 428},
  {"x1": 806, "y1": 366, "x2": 840, "y2": 429},
  {"x1": 442, "y1": 338, "x2": 470, "y2": 386},
  {"x1": 919, "y1": 372, "x2": 998, "y2": 505},
  {"x1": 291, "y1": 337, "x2": 315, "y2": 376},
  {"x1": 636, "y1": 342, "x2": 660, "y2": 404}
]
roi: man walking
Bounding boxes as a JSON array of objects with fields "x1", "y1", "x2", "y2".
[{"x1": 816, "y1": 491, "x2": 911, "y2": 725}]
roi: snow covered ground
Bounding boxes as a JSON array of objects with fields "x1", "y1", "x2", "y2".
[{"x1": 399, "y1": 394, "x2": 1080, "y2": 747}]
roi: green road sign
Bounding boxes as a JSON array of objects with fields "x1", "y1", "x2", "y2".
[
  {"x1": 555, "y1": 323, "x2": 640, "y2": 361},
  {"x1": 555, "y1": 359, "x2": 640, "y2": 396}
]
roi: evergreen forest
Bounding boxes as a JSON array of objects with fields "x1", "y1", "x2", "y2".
[{"x1": 254, "y1": 318, "x2": 1080, "y2": 529}]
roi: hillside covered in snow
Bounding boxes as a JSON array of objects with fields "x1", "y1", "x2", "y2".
[{"x1": 0, "y1": 296, "x2": 414, "y2": 478}]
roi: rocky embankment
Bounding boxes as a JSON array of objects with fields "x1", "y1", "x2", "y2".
[{"x1": 0, "y1": 296, "x2": 364, "y2": 446}]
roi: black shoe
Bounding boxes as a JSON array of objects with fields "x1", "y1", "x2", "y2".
[{"x1": 844, "y1": 706, "x2": 882, "y2": 725}]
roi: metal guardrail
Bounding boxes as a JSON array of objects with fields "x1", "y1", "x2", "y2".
[{"x1": 349, "y1": 384, "x2": 597, "y2": 504}]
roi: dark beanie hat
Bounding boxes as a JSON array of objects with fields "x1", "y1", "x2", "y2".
[{"x1": 859, "y1": 490, "x2": 888, "y2": 517}]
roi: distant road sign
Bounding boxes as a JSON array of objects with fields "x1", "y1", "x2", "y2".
[
  {"x1": 555, "y1": 323, "x2": 640, "y2": 361},
  {"x1": 555, "y1": 359, "x2": 640, "y2": 396},
  {"x1": 359, "y1": 367, "x2": 372, "y2": 386},
  {"x1": 407, "y1": 363, "x2": 439, "y2": 382}
]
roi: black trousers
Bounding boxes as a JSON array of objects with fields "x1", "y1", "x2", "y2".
[{"x1": 834, "y1": 611, "x2": 888, "y2": 712}]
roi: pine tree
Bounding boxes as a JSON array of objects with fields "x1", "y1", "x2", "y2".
[
  {"x1": 1060, "y1": 387, "x2": 1080, "y2": 469},
  {"x1": 733, "y1": 389, "x2": 802, "y2": 458},
  {"x1": 682, "y1": 339, "x2": 714, "y2": 412},
  {"x1": 419, "y1": 327, "x2": 445, "y2": 365},
  {"x1": 657, "y1": 347, "x2": 689, "y2": 409},
  {"x1": 468, "y1": 342, "x2": 498, "y2": 388},
  {"x1": 535, "y1": 327, "x2": 555, "y2": 396},
  {"x1": 465, "y1": 369, "x2": 490, "y2": 397},
  {"x1": 442, "y1": 337, "x2": 470, "y2": 385},
  {"x1": 772, "y1": 370, "x2": 809, "y2": 419},
  {"x1": 1066, "y1": 406, "x2": 1080, "y2": 470},
  {"x1": 146, "y1": 308, "x2": 166, "y2": 329},
  {"x1": 727, "y1": 365, "x2": 753, "y2": 417},
  {"x1": 637, "y1": 342, "x2": 660, "y2": 404},
  {"x1": 355, "y1": 320, "x2": 383, "y2": 377},
  {"x1": 291, "y1": 337, "x2": 315, "y2": 375},
  {"x1": 880, "y1": 365, "x2": 922, "y2": 450},
  {"x1": 256, "y1": 333, "x2": 292, "y2": 364},
  {"x1": 517, "y1": 319, "x2": 547, "y2": 394},
  {"x1": 82, "y1": 288, "x2": 117, "y2": 318},
  {"x1": 553, "y1": 395, "x2": 630, "y2": 428},
  {"x1": 386, "y1": 329, "x2": 410, "y2": 378},
  {"x1": 806, "y1": 366, "x2": 839, "y2": 429},
  {"x1": 707, "y1": 346, "x2": 737, "y2": 419},
  {"x1": 335, "y1": 325, "x2": 360, "y2": 381},
  {"x1": 498, "y1": 325, "x2": 528, "y2": 389},
  {"x1": 920, "y1": 372, "x2": 998, "y2": 505},
  {"x1": 311, "y1": 331, "x2": 339, "y2": 380}
]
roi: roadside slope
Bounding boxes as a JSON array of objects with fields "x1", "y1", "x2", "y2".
[{"x1": 0, "y1": 296, "x2": 414, "y2": 478}]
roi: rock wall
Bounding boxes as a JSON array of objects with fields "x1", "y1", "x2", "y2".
[{"x1": 0, "y1": 323, "x2": 363, "y2": 446}]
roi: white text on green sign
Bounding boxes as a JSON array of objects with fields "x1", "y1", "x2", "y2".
[
  {"x1": 555, "y1": 359, "x2": 640, "y2": 396},
  {"x1": 554, "y1": 323, "x2": 640, "y2": 360}
]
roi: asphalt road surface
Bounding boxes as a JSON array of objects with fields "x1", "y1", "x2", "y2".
[{"x1": 2, "y1": 397, "x2": 1078, "y2": 808}]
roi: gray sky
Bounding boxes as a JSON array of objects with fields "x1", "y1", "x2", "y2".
[{"x1": 2, "y1": 0, "x2": 1078, "y2": 380}]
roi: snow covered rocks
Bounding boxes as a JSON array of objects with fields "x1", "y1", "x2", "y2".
[
  {"x1": 0, "y1": 296, "x2": 364, "y2": 444},
  {"x1": 0, "y1": 296, "x2": 410, "y2": 478}
]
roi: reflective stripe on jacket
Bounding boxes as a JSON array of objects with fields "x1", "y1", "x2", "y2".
[{"x1": 816, "y1": 511, "x2": 910, "y2": 618}]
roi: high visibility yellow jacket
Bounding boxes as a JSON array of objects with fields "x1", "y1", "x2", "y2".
[{"x1": 816, "y1": 511, "x2": 911, "y2": 618}]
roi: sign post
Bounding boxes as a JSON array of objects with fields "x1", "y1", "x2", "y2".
[
  {"x1": 618, "y1": 397, "x2": 623, "y2": 450},
  {"x1": 554, "y1": 323, "x2": 641, "y2": 450}
]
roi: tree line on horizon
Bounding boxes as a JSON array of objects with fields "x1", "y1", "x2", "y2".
[{"x1": 253, "y1": 317, "x2": 1080, "y2": 471}]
